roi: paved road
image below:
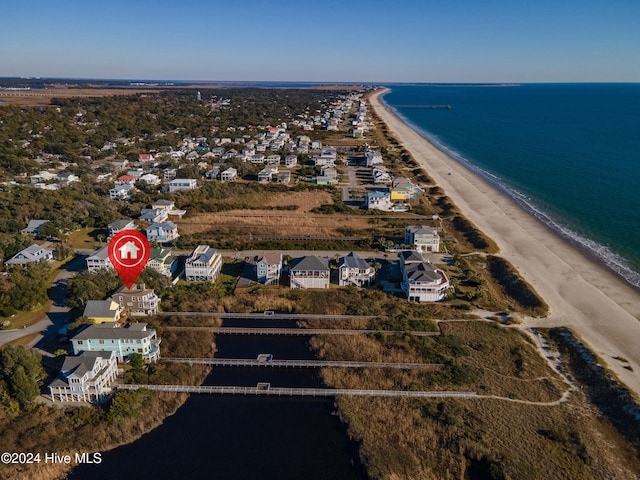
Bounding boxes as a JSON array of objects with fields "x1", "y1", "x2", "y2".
[{"x1": 0, "y1": 254, "x2": 86, "y2": 348}]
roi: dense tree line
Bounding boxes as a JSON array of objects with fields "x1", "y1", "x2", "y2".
[
  {"x1": 0, "y1": 262, "x2": 51, "y2": 316},
  {"x1": 0, "y1": 345, "x2": 46, "y2": 409}
]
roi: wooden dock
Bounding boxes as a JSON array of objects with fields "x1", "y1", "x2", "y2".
[
  {"x1": 163, "y1": 357, "x2": 444, "y2": 370},
  {"x1": 116, "y1": 384, "x2": 477, "y2": 399},
  {"x1": 164, "y1": 326, "x2": 440, "y2": 337},
  {"x1": 158, "y1": 312, "x2": 380, "y2": 320}
]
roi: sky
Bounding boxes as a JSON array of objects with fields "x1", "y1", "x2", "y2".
[{"x1": 1, "y1": 0, "x2": 639, "y2": 83}]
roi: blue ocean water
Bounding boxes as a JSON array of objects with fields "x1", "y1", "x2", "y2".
[{"x1": 382, "y1": 84, "x2": 640, "y2": 287}]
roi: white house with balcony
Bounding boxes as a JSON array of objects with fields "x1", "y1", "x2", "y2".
[
  {"x1": 404, "y1": 226, "x2": 440, "y2": 253},
  {"x1": 71, "y1": 322, "x2": 160, "y2": 362},
  {"x1": 365, "y1": 191, "x2": 393, "y2": 211},
  {"x1": 86, "y1": 246, "x2": 113, "y2": 272},
  {"x1": 338, "y1": 252, "x2": 375, "y2": 287},
  {"x1": 109, "y1": 184, "x2": 136, "y2": 201},
  {"x1": 185, "y1": 245, "x2": 222, "y2": 282},
  {"x1": 289, "y1": 255, "x2": 330, "y2": 289},
  {"x1": 220, "y1": 167, "x2": 237, "y2": 182},
  {"x1": 139, "y1": 208, "x2": 169, "y2": 223},
  {"x1": 400, "y1": 251, "x2": 449, "y2": 302},
  {"x1": 49, "y1": 351, "x2": 118, "y2": 403}
]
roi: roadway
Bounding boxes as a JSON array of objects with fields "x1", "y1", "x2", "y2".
[{"x1": 0, "y1": 254, "x2": 85, "y2": 348}]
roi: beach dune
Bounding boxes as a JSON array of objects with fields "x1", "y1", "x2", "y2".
[{"x1": 370, "y1": 89, "x2": 640, "y2": 395}]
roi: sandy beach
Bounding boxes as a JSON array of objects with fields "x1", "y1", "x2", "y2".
[{"x1": 370, "y1": 88, "x2": 640, "y2": 395}]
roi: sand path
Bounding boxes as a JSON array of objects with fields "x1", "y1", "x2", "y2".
[{"x1": 370, "y1": 89, "x2": 640, "y2": 395}]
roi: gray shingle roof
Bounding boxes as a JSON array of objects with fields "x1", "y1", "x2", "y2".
[
  {"x1": 109, "y1": 219, "x2": 134, "y2": 230},
  {"x1": 290, "y1": 255, "x2": 330, "y2": 272},
  {"x1": 83, "y1": 299, "x2": 118, "y2": 319},
  {"x1": 339, "y1": 252, "x2": 369, "y2": 269},
  {"x1": 400, "y1": 250, "x2": 424, "y2": 264},
  {"x1": 72, "y1": 323, "x2": 153, "y2": 341}
]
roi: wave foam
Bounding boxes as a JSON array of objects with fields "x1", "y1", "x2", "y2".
[{"x1": 383, "y1": 95, "x2": 640, "y2": 289}]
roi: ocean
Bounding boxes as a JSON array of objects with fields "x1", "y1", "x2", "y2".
[{"x1": 382, "y1": 83, "x2": 640, "y2": 287}]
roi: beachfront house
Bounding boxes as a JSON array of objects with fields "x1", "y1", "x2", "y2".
[
  {"x1": 255, "y1": 252, "x2": 283, "y2": 285},
  {"x1": 338, "y1": 252, "x2": 375, "y2": 287},
  {"x1": 284, "y1": 155, "x2": 298, "y2": 167},
  {"x1": 49, "y1": 351, "x2": 118, "y2": 403},
  {"x1": 258, "y1": 167, "x2": 278, "y2": 183},
  {"x1": 365, "y1": 191, "x2": 393, "y2": 211},
  {"x1": 152, "y1": 199, "x2": 176, "y2": 211},
  {"x1": 220, "y1": 167, "x2": 237, "y2": 182},
  {"x1": 71, "y1": 322, "x2": 160, "y2": 362},
  {"x1": 404, "y1": 226, "x2": 440, "y2": 253},
  {"x1": 400, "y1": 251, "x2": 449, "y2": 302},
  {"x1": 289, "y1": 255, "x2": 330, "y2": 289},
  {"x1": 277, "y1": 170, "x2": 291, "y2": 184},
  {"x1": 20, "y1": 219, "x2": 50, "y2": 238},
  {"x1": 185, "y1": 245, "x2": 222, "y2": 282}
]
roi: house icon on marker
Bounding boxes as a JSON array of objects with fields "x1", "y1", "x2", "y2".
[{"x1": 118, "y1": 241, "x2": 140, "y2": 260}]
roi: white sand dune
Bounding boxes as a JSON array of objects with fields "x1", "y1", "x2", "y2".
[{"x1": 370, "y1": 88, "x2": 640, "y2": 395}]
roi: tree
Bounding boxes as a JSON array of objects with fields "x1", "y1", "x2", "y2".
[
  {"x1": 129, "y1": 353, "x2": 145, "y2": 370},
  {"x1": 0, "y1": 345, "x2": 46, "y2": 406},
  {"x1": 37, "y1": 221, "x2": 59, "y2": 239},
  {"x1": 67, "y1": 270, "x2": 122, "y2": 308},
  {"x1": 0, "y1": 262, "x2": 51, "y2": 312},
  {"x1": 55, "y1": 243, "x2": 74, "y2": 261}
]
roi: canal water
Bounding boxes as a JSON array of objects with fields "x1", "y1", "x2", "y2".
[{"x1": 67, "y1": 319, "x2": 367, "y2": 480}]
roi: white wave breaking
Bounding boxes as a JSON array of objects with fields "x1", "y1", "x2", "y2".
[{"x1": 383, "y1": 95, "x2": 640, "y2": 289}]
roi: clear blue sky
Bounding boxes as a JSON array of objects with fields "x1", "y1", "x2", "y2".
[{"x1": 1, "y1": 0, "x2": 638, "y2": 82}]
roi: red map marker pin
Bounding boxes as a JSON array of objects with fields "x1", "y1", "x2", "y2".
[{"x1": 108, "y1": 230, "x2": 151, "y2": 289}]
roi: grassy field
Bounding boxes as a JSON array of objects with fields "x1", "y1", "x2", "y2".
[
  {"x1": 0, "y1": 88, "x2": 157, "y2": 107},
  {"x1": 315, "y1": 320, "x2": 640, "y2": 479}
]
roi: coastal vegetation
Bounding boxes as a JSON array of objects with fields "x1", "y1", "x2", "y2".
[
  {"x1": 546, "y1": 328, "x2": 640, "y2": 448},
  {"x1": 0, "y1": 322, "x2": 213, "y2": 480},
  {"x1": 313, "y1": 320, "x2": 640, "y2": 479},
  {"x1": 3, "y1": 84, "x2": 629, "y2": 480}
]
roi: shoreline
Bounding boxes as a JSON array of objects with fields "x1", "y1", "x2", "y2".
[
  {"x1": 369, "y1": 88, "x2": 640, "y2": 396},
  {"x1": 388, "y1": 105, "x2": 640, "y2": 290}
]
